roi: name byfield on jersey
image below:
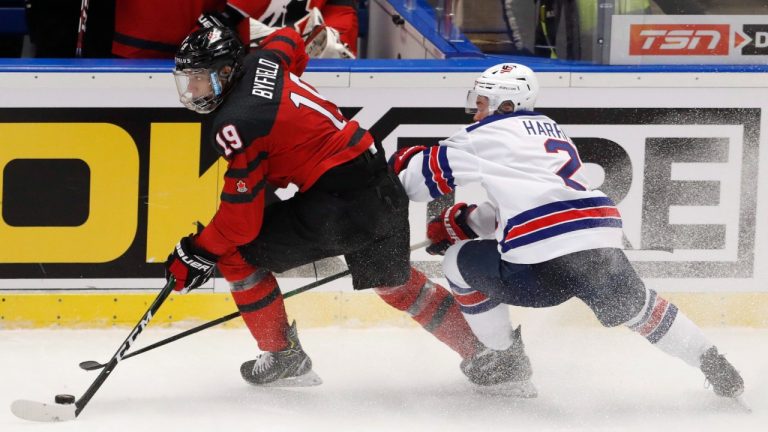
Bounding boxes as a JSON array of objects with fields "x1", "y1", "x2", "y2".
[{"x1": 252, "y1": 57, "x2": 280, "y2": 99}]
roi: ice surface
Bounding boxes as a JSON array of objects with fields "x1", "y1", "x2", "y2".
[{"x1": 1, "y1": 318, "x2": 765, "y2": 431}]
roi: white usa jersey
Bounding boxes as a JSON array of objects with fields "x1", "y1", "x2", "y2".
[{"x1": 398, "y1": 111, "x2": 624, "y2": 264}]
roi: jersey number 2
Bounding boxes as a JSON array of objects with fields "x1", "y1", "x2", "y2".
[{"x1": 544, "y1": 139, "x2": 586, "y2": 191}]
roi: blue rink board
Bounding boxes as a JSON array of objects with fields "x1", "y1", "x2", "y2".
[
  {"x1": 1, "y1": 0, "x2": 767, "y2": 74},
  {"x1": 1, "y1": 57, "x2": 768, "y2": 74}
]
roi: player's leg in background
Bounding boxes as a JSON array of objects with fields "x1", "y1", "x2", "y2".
[
  {"x1": 341, "y1": 164, "x2": 485, "y2": 364},
  {"x1": 348, "y1": 226, "x2": 482, "y2": 362},
  {"x1": 373, "y1": 266, "x2": 481, "y2": 360},
  {"x1": 560, "y1": 248, "x2": 744, "y2": 398}
]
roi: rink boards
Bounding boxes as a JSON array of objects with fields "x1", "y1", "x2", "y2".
[{"x1": 1, "y1": 60, "x2": 767, "y2": 327}]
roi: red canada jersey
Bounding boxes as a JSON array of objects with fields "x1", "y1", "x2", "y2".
[
  {"x1": 113, "y1": 0, "x2": 226, "y2": 58},
  {"x1": 113, "y1": 0, "x2": 358, "y2": 58},
  {"x1": 195, "y1": 27, "x2": 373, "y2": 256}
]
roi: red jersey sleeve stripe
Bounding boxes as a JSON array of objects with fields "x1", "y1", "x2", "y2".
[{"x1": 428, "y1": 147, "x2": 453, "y2": 195}]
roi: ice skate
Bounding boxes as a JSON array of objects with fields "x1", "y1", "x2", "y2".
[
  {"x1": 700, "y1": 346, "x2": 744, "y2": 398},
  {"x1": 461, "y1": 326, "x2": 537, "y2": 398},
  {"x1": 240, "y1": 321, "x2": 322, "y2": 387}
]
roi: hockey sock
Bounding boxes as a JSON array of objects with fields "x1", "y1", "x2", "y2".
[
  {"x1": 374, "y1": 267, "x2": 480, "y2": 359},
  {"x1": 448, "y1": 280, "x2": 513, "y2": 351},
  {"x1": 230, "y1": 269, "x2": 290, "y2": 352},
  {"x1": 624, "y1": 289, "x2": 712, "y2": 367}
]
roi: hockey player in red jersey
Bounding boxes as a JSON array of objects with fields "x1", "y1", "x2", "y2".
[
  {"x1": 112, "y1": 0, "x2": 356, "y2": 59},
  {"x1": 391, "y1": 63, "x2": 745, "y2": 399},
  {"x1": 164, "y1": 24, "x2": 500, "y2": 387}
]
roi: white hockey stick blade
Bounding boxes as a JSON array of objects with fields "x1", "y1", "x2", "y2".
[
  {"x1": 10, "y1": 399, "x2": 77, "y2": 422},
  {"x1": 472, "y1": 379, "x2": 538, "y2": 398}
]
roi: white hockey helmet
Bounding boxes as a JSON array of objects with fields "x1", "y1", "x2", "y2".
[{"x1": 466, "y1": 63, "x2": 539, "y2": 114}]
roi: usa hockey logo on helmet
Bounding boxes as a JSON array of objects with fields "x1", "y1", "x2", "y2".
[{"x1": 468, "y1": 63, "x2": 540, "y2": 114}]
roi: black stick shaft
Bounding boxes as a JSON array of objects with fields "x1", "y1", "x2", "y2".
[
  {"x1": 74, "y1": 279, "x2": 175, "y2": 416},
  {"x1": 86, "y1": 239, "x2": 429, "y2": 368},
  {"x1": 116, "y1": 269, "x2": 351, "y2": 362}
]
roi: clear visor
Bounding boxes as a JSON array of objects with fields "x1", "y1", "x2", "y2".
[
  {"x1": 465, "y1": 90, "x2": 479, "y2": 114},
  {"x1": 465, "y1": 90, "x2": 493, "y2": 115},
  {"x1": 173, "y1": 68, "x2": 221, "y2": 114}
]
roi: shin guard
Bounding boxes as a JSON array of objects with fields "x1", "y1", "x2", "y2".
[
  {"x1": 374, "y1": 267, "x2": 480, "y2": 359},
  {"x1": 230, "y1": 269, "x2": 290, "y2": 352}
]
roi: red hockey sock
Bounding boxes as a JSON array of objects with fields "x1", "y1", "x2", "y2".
[
  {"x1": 375, "y1": 268, "x2": 480, "y2": 359},
  {"x1": 230, "y1": 271, "x2": 289, "y2": 352}
]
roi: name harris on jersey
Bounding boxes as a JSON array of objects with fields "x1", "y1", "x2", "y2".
[
  {"x1": 251, "y1": 57, "x2": 280, "y2": 100},
  {"x1": 521, "y1": 118, "x2": 569, "y2": 140}
]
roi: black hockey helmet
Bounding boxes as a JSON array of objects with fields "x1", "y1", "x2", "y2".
[{"x1": 173, "y1": 25, "x2": 245, "y2": 113}]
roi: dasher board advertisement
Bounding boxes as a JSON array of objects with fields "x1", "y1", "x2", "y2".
[
  {"x1": 0, "y1": 72, "x2": 767, "y2": 294},
  {"x1": 610, "y1": 15, "x2": 768, "y2": 65}
]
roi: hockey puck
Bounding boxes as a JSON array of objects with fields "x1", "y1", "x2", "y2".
[{"x1": 54, "y1": 394, "x2": 76, "y2": 405}]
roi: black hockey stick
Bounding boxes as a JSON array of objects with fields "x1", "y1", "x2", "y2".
[
  {"x1": 78, "y1": 239, "x2": 432, "y2": 371},
  {"x1": 10, "y1": 277, "x2": 176, "y2": 422},
  {"x1": 78, "y1": 269, "x2": 351, "y2": 371}
]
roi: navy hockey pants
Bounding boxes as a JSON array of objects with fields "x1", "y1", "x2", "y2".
[{"x1": 456, "y1": 240, "x2": 647, "y2": 327}]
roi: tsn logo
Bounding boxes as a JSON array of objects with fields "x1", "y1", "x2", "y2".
[{"x1": 629, "y1": 24, "x2": 729, "y2": 55}]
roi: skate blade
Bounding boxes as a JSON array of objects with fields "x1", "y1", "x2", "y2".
[
  {"x1": 255, "y1": 370, "x2": 323, "y2": 388},
  {"x1": 731, "y1": 396, "x2": 752, "y2": 413},
  {"x1": 473, "y1": 379, "x2": 538, "y2": 398}
]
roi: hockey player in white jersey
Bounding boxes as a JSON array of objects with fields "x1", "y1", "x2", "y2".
[{"x1": 390, "y1": 63, "x2": 744, "y2": 399}]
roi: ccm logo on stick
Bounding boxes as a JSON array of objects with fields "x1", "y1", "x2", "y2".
[{"x1": 629, "y1": 24, "x2": 729, "y2": 55}]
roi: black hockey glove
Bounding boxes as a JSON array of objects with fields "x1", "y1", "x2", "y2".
[{"x1": 164, "y1": 235, "x2": 217, "y2": 293}]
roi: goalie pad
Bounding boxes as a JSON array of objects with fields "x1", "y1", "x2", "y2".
[{"x1": 304, "y1": 24, "x2": 355, "y2": 59}]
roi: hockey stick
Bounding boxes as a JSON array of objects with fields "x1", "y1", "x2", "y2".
[
  {"x1": 78, "y1": 239, "x2": 432, "y2": 371},
  {"x1": 78, "y1": 269, "x2": 350, "y2": 371},
  {"x1": 11, "y1": 277, "x2": 176, "y2": 422},
  {"x1": 75, "y1": 0, "x2": 90, "y2": 57}
]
